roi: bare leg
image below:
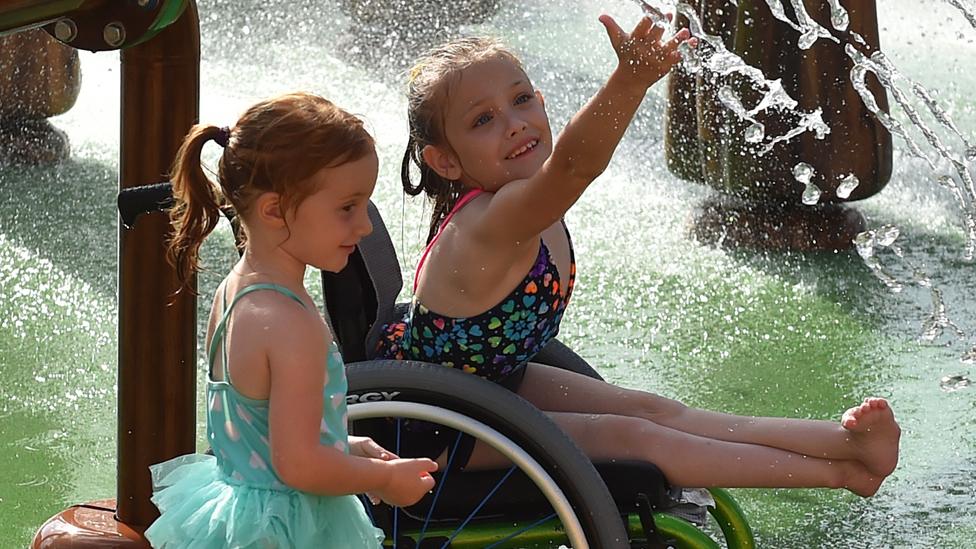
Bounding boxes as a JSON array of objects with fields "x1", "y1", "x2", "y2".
[
  {"x1": 464, "y1": 411, "x2": 884, "y2": 497},
  {"x1": 517, "y1": 363, "x2": 900, "y2": 477}
]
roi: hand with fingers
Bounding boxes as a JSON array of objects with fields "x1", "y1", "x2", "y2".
[
  {"x1": 349, "y1": 436, "x2": 400, "y2": 504},
  {"x1": 600, "y1": 13, "x2": 698, "y2": 89},
  {"x1": 374, "y1": 457, "x2": 438, "y2": 507}
]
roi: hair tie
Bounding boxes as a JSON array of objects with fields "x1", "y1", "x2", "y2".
[{"x1": 214, "y1": 126, "x2": 231, "y2": 148}]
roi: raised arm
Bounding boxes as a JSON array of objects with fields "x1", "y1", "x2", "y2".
[{"x1": 484, "y1": 15, "x2": 694, "y2": 242}]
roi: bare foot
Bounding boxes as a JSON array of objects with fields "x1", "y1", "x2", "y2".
[
  {"x1": 841, "y1": 397, "x2": 901, "y2": 477},
  {"x1": 840, "y1": 460, "x2": 885, "y2": 497}
]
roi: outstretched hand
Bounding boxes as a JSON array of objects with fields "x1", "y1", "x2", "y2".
[{"x1": 600, "y1": 13, "x2": 697, "y2": 89}]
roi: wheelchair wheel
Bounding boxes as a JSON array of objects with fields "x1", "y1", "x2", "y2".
[{"x1": 346, "y1": 361, "x2": 629, "y2": 549}]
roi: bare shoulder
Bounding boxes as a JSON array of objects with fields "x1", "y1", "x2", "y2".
[
  {"x1": 230, "y1": 290, "x2": 331, "y2": 354},
  {"x1": 459, "y1": 185, "x2": 538, "y2": 246}
]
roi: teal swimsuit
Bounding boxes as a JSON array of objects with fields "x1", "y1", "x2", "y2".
[{"x1": 145, "y1": 283, "x2": 384, "y2": 548}]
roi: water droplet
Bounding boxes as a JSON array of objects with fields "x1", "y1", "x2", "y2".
[
  {"x1": 961, "y1": 347, "x2": 976, "y2": 364},
  {"x1": 801, "y1": 183, "x2": 821, "y2": 205},
  {"x1": 853, "y1": 231, "x2": 876, "y2": 259},
  {"x1": 877, "y1": 225, "x2": 900, "y2": 247},
  {"x1": 939, "y1": 374, "x2": 971, "y2": 392},
  {"x1": 678, "y1": 41, "x2": 701, "y2": 74},
  {"x1": 828, "y1": 0, "x2": 850, "y2": 31},
  {"x1": 745, "y1": 123, "x2": 764, "y2": 143},
  {"x1": 792, "y1": 162, "x2": 814, "y2": 185},
  {"x1": 836, "y1": 174, "x2": 860, "y2": 199}
]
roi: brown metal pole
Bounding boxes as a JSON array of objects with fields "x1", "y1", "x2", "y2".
[{"x1": 117, "y1": 0, "x2": 199, "y2": 527}]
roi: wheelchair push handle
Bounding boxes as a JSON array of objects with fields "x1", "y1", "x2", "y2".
[{"x1": 117, "y1": 181, "x2": 174, "y2": 229}]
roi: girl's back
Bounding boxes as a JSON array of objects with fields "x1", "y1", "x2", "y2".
[
  {"x1": 146, "y1": 281, "x2": 382, "y2": 547},
  {"x1": 205, "y1": 281, "x2": 349, "y2": 489}
]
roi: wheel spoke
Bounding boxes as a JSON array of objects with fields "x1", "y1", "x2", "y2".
[
  {"x1": 417, "y1": 430, "x2": 465, "y2": 544},
  {"x1": 443, "y1": 466, "x2": 518, "y2": 548}
]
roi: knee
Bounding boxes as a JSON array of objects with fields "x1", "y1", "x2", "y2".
[{"x1": 629, "y1": 389, "x2": 687, "y2": 422}]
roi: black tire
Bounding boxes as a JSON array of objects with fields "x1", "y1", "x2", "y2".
[{"x1": 346, "y1": 361, "x2": 629, "y2": 549}]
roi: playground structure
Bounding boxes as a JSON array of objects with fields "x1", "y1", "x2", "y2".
[
  {"x1": 0, "y1": 28, "x2": 81, "y2": 165},
  {"x1": 0, "y1": 1, "x2": 199, "y2": 545}
]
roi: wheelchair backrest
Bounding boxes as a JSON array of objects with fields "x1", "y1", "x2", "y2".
[{"x1": 321, "y1": 201, "x2": 404, "y2": 362}]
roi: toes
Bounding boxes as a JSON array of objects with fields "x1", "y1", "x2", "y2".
[{"x1": 865, "y1": 397, "x2": 888, "y2": 410}]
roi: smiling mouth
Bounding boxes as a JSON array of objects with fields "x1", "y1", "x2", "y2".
[{"x1": 506, "y1": 139, "x2": 539, "y2": 159}]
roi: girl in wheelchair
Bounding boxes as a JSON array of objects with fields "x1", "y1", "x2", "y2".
[{"x1": 377, "y1": 14, "x2": 900, "y2": 497}]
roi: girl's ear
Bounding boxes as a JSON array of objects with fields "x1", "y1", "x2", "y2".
[
  {"x1": 254, "y1": 191, "x2": 286, "y2": 228},
  {"x1": 535, "y1": 89, "x2": 545, "y2": 106},
  {"x1": 421, "y1": 144, "x2": 463, "y2": 180}
]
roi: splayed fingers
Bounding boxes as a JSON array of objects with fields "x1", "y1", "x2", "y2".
[{"x1": 599, "y1": 14, "x2": 696, "y2": 86}]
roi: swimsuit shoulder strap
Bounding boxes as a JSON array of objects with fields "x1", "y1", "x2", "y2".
[
  {"x1": 414, "y1": 188, "x2": 483, "y2": 293},
  {"x1": 207, "y1": 283, "x2": 306, "y2": 384}
]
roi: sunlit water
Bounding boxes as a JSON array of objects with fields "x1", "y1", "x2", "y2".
[{"x1": 1, "y1": 0, "x2": 974, "y2": 546}]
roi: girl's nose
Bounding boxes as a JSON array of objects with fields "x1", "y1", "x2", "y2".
[
  {"x1": 358, "y1": 210, "x2": 373, "y2": 237},
  {"x1": 506, "y1": 113, "x2": 528, "y2": 137}
]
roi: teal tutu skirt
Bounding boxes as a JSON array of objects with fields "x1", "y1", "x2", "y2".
[{"x1": 144, "y1": 454, "x2": 385, "y2": 548}]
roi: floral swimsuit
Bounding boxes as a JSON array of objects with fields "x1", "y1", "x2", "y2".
[{"x1": 377, "y1": 189, "x2": 576, "y2": 385}]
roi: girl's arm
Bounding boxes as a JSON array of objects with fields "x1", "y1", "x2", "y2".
[
  {"x1": 482, "y1": 15, "x2": 694, "y2": 243},
  {"x1": 266, "y1": 304, "x2": 435, "y2": 502}
]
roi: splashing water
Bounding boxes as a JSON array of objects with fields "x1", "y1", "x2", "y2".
[
  {"x1": 962, "y1": 347, "x2": 976, "y2": 364},
  {"x1": 718, "y1": 86, "x2": 765, "y2": 143},
  {"x1": 759, "y1": 0, "x2": 838, "y2": 48},
  {"x1": 846, "y1": 45, "x2": 976, "y2": 260},
  {"x1": 783, "y1": 0, "x2": 840, "y2": 49},
  {"x1": 827, "y1": 0, "x2": 850, "y2": 31},
  {"x1": 636, "y1": 0, "x2": 830, "y2": 154},
  {"x1": 760, "y1": 109, "x2": 830, "y2": 156},
  {"x1": 637, "y1": 0, "x2": 976, "y2": 359},
  {"x1": 854, "y1": 228, "x2": 904, "y2": 292},
  {"x1": 920, "y1": 288, "x2": 965, "y2": 343},
  {"x1": 677, "y1": 40, "x2": 701, "y2": 73}
]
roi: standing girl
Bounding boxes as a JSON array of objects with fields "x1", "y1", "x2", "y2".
[
  {"x1": 378, "y1": 15, "x2": 900, "y2": 496},
  {"x1": 145, "y1": 92, "x2": 436, "y2": 548}
]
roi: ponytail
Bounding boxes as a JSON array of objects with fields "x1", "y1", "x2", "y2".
[
  {"x1": 167, "y1": 124, "x2": 227, "y2": 294},
  {"x1": 166, "y1": 93, "x2": 375, "y2": 294}
]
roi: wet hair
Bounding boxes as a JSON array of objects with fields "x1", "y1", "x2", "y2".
[
  {"x1": 402, "y1": 37, "x2": 524, "y2": 243},
  {"x1": 167, "y1": 92, "x2": 374, "y2": 293}
]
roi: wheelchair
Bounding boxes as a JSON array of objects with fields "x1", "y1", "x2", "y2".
[
  {"x1": 117, "y1": 185, "x2": 756, "y2": 548},
  {"x1": 322, "y1": 202, "x2": 757, "y2": 548}
]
